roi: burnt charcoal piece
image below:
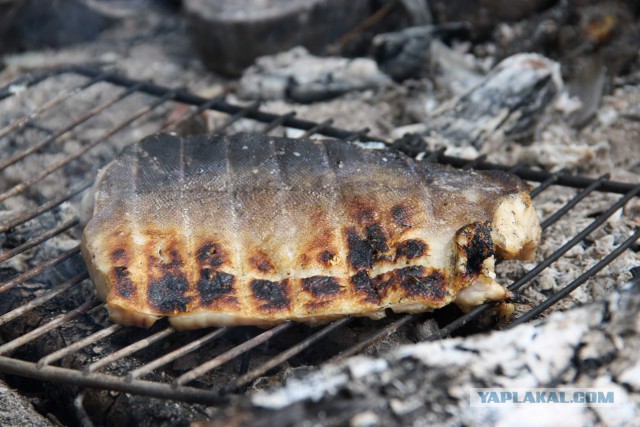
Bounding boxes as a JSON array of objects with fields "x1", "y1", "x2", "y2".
[
  {"x1": 391, "y1": 133, "x2": 428, "y2": 157},
  {"x1": 372, "y1": 23, "x2": 471, "y2": 81},
  {"x1": 421, "y1": 53, "x2": 561, "y2": 155},
  {"x1": 429, "y1": 0, "x2": 557, "y2": 39}
]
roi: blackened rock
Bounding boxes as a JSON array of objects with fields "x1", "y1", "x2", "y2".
[{"x1": 184, "y1": 0, "x2": 374, "y2": 77}]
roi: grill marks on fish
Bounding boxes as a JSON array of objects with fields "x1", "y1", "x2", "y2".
[
  {"x1": 113, "y1": 266, "x2": 135, "y2": 299},
  {"x1": 83, "y1": 133, "x2": 540, "y2": 328},
  {"x1": 196, "y1": 243, "x2": 227, "y2": 268},
  {"x1": 395, "y1": 239, "x2": 429, "y2": 261},
  {"x1": 197, "y1": 270, "x2": 237, "y2": 307},
  {"x1": 455, "y1": 222, "x2": 495, "y2": 278},
  {"x1": 148, "y1": 274, "x2": 190, "y2": 313},
  {"x1": 301, "y1": 276, "x2": 342, "y2": 298},
  {"x1": 372, "y1": 266, "x2": 447, "y2": 303},
  {"x1": 351, "y1": 270, "x2": 380, "y2": 304},
  {"x1": 391, "y1": 204, "x2": 413, "y2": 228},
  {"x1": 250, "y1": 279, "x2": 292, "y2": 312},
  {"x1": 145, "y1": 232, "x2": 191, "y2": 314}
]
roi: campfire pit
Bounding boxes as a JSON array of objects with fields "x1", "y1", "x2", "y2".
[
  {"x1": 0, "y1": 66, "x2": 638, "y2": 424},
  {"x1": 1, "y1": 1, "x2": 639, "y2": 425}
]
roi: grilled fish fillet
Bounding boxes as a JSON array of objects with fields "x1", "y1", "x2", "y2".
[{"x1": 81, "y1": 133, "x2": 541, "y2": 329}]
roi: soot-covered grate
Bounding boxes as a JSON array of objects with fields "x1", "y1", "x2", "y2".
[{"x1": 0, "y1": 67, "x2": 638, "y2": 408}]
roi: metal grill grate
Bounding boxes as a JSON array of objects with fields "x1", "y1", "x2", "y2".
[{"x1": 0, "y1": 67, "x2": 638, "y2": 404}]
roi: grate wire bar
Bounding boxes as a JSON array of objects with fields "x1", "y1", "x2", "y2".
[{"x1": 0, "y1": 67, "x2": 638, "y2": 404}]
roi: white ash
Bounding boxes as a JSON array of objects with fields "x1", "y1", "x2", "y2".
[
  {"x1": 237, "y1": 286, "x2": 640, "y2": 425},
  {"x1": 0, "y1": 379, "x2": 54, "y2": 427},
  {"x1": 0, "y1": 81, "x2": 178, "y2": 205},
  {"x1": 488, "y1": 84, "x2": 640, "y2": 179},
  {"x1": 417, "y1": 53, "x2": 563, "y2": 158},
  {"x1": 496, "y1": 188, "x2": 639, "y2": 312},
  {"x1": 228, "y1": 88, "x2": 400, "y2": 138},
  {"x1": 428, "y1": 39, "x2": 484, "y2": 96},
  {"x1": 224, "y1": 76, "x2": 435, "y2": 140},
  {"x1": 479, "y1": 78, "x2": 640, "y2": 313},
  {"x1": 238, "y1": 46, "x2": 391, "y2": 103}
]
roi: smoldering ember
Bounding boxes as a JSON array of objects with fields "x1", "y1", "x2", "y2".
[{"x1": 0, "y1": 1, "x2": 639, "y2": 426}]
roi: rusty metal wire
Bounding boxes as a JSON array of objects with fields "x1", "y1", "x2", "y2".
[{"x1": 0, "y1": 67, "x2": 638, "y2": 405}]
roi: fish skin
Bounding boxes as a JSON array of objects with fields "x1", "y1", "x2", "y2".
[{"x1": 81, "y1": 133, "x2": 540, "y2": 329}]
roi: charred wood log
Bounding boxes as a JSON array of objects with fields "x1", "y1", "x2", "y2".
[
  {"x1": 184, "y1": 0, "x2": 374, "y2": 76},
  {"x1": 419, "y1": 53, "x2": 561, "y2": 157}
]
